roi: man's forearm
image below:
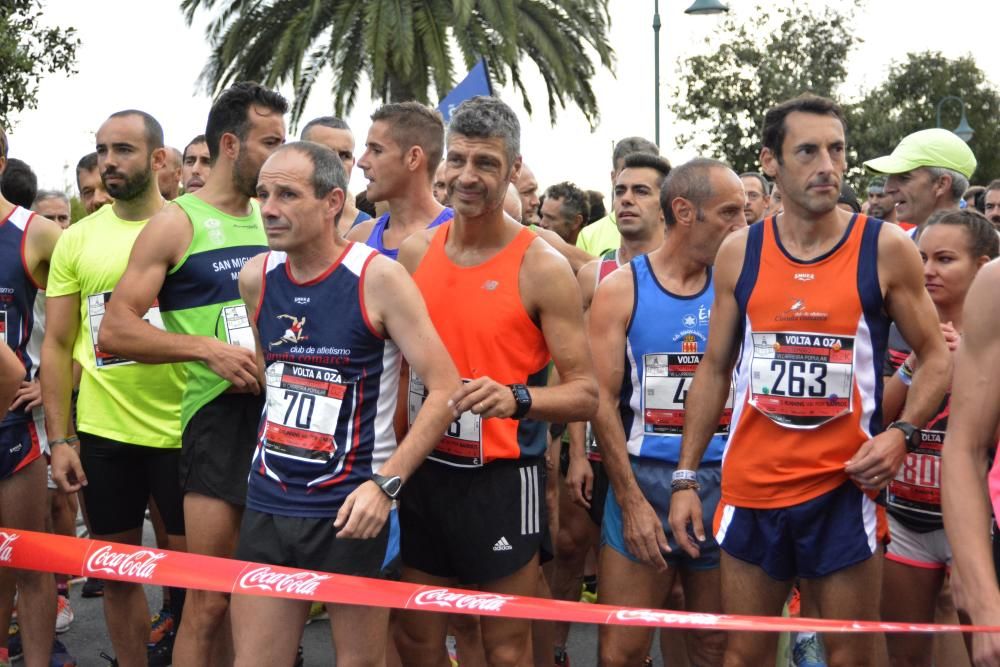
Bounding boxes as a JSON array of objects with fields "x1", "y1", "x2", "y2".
[
  {"x1": 566, "y1": 421, "x2": 588, "y2": 461},
  {"x1": 100, "y1": 311, "x2": 215, "y2": 365},
  {"x1": 591, "y1": 399, "x2": 641, "y2": 504},
  {"x1": 677, "y1": 365, "x2": 731, "y2": 470},
  {"x1": 380, "y1": 388, "x2": 454, "y2": 481},
  {"x1": 943, "y1": 446, "x2": 1000, "y2": 616},
  {"x1": 40, "y1": 343, "x2": 76, "y2": 441},
  {"x1": 527, "y1": 376, "x2": 598, "y2": 423},
  {"x1": 900, "y1": 350, "x2": 951, "y2": 427}
]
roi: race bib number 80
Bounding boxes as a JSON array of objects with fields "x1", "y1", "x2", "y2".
[
  {"x1": 263, "y1": 362, "x2": 352, "y2": 463},
  {"x1": 748, "y1": 332, "x2": 854, "y2": 429}
]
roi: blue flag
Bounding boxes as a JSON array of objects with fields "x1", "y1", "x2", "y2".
[{"x1": 438, "y1": 59, "x2": 492, "y2": 123}]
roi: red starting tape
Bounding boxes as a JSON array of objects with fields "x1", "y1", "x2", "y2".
[{"x1": 2, "y1": 528, "x2": 995, "y2": 634}]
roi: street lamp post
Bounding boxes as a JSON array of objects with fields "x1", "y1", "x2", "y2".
[
  {"x1": 653, "y1": 0, "x2": 729, "y2": 147},
  {"x1": 936, "y1": 96, "x2": 975, "y2": 143}
]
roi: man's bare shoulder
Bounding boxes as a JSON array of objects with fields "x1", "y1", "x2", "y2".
[{"x1": 346, "y1": 219, "x2": 376, "y2": 243}]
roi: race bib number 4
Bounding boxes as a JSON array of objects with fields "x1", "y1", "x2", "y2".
[
  {"x1": 643, "y1": 353, "x2": 733, "y2": 435},
  {"x1": 263, "y1": 362, "x2": 352, "y2": 462},
  {"x1": 748, "y1": 332, "x2": 855, "y2": 429},
  {"x1": 409, "y1": 371, "x2": 483, "y2": 468},
  {"x1": 888, "y1": 430, "x2": 943, "y2": 517},
  {"x1": 88, "y1": 292, "x2": 164, "y2": 368}
]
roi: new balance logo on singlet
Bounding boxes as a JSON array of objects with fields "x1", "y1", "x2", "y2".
[{"x1": 493, "y1": 537, "x2": 513, "y2": 552}]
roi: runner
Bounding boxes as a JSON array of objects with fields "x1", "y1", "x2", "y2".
[
  {"x1": 881, "y1": 210, "x2": 998, "y2": 666},
  {"x1": 0, "y1": 124, "x2": 62, "y2": 667},
  {"x1": 75, "y1": 152, "x2": 113, "y2": 215},
  {"x1": 942, "y1": 258, "x2": 1000, "y2": 666},
  {"x1": 552, "y1": 153, "x2": 670, "y2": 665},
  {"x1": 347, "y1": 102, "x2": 452, "y2": 258},
  {"x1": 668, "y1": 94, "x2": 951, "y2": 666},
  {"x1": 299, "y1": 116, "x2": 371, "y2": 235},
  {"x1": 97, "y1": 82, "x2": 288, "y2": 667},
  {"x1": 43, "y1": 110, "x2": 183, "y2": 667},
  {"x1": 180, "y1": 135, "x2": 211, "y2": 194},
  {"x1": 591, "y1": 157, "x2": 744, "y2": 666},
  {"x1": 394, "y1": 96, "x2": 597, "y2": 666},
  {"x1": 228, "y1": 140, "x2": 459, "y2": 666}
]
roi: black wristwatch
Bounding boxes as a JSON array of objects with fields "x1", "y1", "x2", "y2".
[
  {"x1": 371, "y1": 473, "x2": 403, "y2": 500},
  {"x1": 508, "y1": 383, "x2": 532, "y2": 419},
  {"x1": 887, "y1": 421, "x2": 921, "y2": 451}
]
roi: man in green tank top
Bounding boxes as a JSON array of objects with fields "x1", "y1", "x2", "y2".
[{"x1": 99, "y1": 82, "x2": 287, "y2": 667}]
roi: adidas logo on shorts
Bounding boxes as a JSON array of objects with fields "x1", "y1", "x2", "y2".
[{"x1": 492, "y1": 537, "x2": 513, "y2": 552}]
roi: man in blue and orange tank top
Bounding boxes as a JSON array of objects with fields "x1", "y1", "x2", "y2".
[
  {"x1": 394, "y1": 96, "x2": 598, "y2": 666},
  {"x1": 230, "y1": 141, "x2": 459, "y2": 666},
  {"x1": 590, "y1": 157, "x2": 746, "y2": 666},
  {"x1": 668, "y1": 95, "x2": 951, "y2": 666},
  {"x1": 98, "y1": 83, "x2": 288, "y2": 666}
]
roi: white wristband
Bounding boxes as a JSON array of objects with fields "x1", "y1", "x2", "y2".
[{"x1": 671, "y1": 469, "x2": 697, "y2": 482}]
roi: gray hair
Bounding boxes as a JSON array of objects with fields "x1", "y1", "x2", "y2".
[
  {"x1": 277, "y1": 141, "x2": 347, "y2": 200},
  {"x1": 448, "y1": 96, "x2": 520, "y2": 167},
  {"x1": 612, "y1": 136, "x2": 659, "y2": 170},
  {"x1": 661, "y1": 158, "x2": 731, "y2": 226},
  {"x1": 301, "y1": 116, "x2": 350, "y2": 140},
  {"x1": 740, "y1": 172, "x2": 770, "y2": 195},
  {"x1": 33, "y1": 189, "x2": 69, "y2": 207},
  {"x1": 925, "y1": 166, "x2": 969, "y2": 203}
]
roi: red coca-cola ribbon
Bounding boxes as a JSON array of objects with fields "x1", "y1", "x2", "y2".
[{"x1": 3, "y1": 528, "x2": 998, "y2": 633}]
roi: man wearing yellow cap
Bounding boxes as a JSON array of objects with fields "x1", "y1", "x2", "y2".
[{"x1": 864, "y1": 128, "x2": 977, "y2": 231}]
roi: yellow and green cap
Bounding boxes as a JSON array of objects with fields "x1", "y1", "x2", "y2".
[{"x1": 864, "y1": 128, "x2": 976, "y2": 179}]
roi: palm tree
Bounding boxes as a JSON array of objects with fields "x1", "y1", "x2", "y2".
[{"x1": 180, "y1": 0, "x2": 614, "y2": 128}]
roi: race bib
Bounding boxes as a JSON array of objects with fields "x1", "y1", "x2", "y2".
[
  {"x1": 222, "y1": 304, "x2": 255, "y2": 351},
  {"x1": 88, "y1": 292, "x2": 164, "y2": 368},
  {"x1": 642, "y1": 353, "x2": 733, "y2": 435},
  {"x1": 888, "y1": 429, "x2": 942, "y2": 517},
  {"x1": 0, "y1": 310, "x2": 7, "y2": 345},
  {"x1": 409, "y1": 371, "x2": 483, "y2": 468},
  {"x1": 262, "y1": 362, "x2": 352, "y2": 463},
  {"x1": 748, "y1": 332, "x2": 854, "y2": 429}
]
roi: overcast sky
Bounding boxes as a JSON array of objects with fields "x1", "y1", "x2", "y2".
[{"x1": 7, "y1": 0, "x2": 1000, "y2": 197}]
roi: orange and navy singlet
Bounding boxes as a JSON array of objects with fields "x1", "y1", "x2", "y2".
[
  {"x1": 723, "y1": 215, "x2": 889, "y2": 509},
  {"x1": 409, "y1": 221, "x2": 550, "y2": 466}
]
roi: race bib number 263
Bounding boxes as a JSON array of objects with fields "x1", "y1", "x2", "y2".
[{"x1": 748, "y1": 332, "x2": 855, "y2": 429}]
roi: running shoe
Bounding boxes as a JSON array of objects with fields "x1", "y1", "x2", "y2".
[
  {"x1": 554, "y1": 647, "x2": 570, "y2": 666},
  {"x1": 0, "y1": 646, "x2": 9, "y2": 667},
  {"x1": 55, "y1": 595, "x2": 74, "y2": 634},
  {"x1": 49, "y1": 639, "x2": 77, "y2": 667},
  {"x1": 81, "y1": 578, "x2": 104, "y2": 598},
  {"x1": 7, "y1": 622, "x2": 21, "y2": 661},
  {"x1": 306, "y1": 602, "x2": 328, "y2": 624},
  {"x1": 147, "y1": 610, "x2": 174, "y2": 646},
  {"x1": 580, "y1": 576, "x2": 598, "y2": 604},
  {"x1": 792, "y1": 632, "x2": 827, "y2": 667},
  {"x1": 147, "y1": 631, "x2": 174, "y2": 667},
  {"x1": 787, "y1": 584, "x2": 802, "y2": 617},
  {"x1": 293, "y1": 645, "x2": 304, "y2": 667}
]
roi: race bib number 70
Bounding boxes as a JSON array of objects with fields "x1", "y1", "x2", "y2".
[
  {"x1": 263, "y1": 362, "x2": 353, "y2": 463},
  {"x1": 748, "y1": 332, "x2": 855, "y2": 429}
]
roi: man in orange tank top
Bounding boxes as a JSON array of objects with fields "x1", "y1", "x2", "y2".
[
  {"x1": 942, "y1": 259, "x2": 1000, "y2": 665},
  {"x1": 394, "y1": 96, "x2": 598, "y2": 667},
  {"x1": 668, "y1": 95, "x2": 951, "y2": 666}
]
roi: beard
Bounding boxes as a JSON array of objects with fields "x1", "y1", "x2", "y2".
[
  {"x1": 232, "y1": 146, "x2": 261, "y2": 198},
  {"x1": 102, "y1": 165, "x2": 152, "y2": 201}
]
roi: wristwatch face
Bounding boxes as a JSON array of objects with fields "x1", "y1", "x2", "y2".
[
  {"x1": 375, "y1": 475, "x2": 402, "y2": 499},
  {"x1": 512, "y1": 384, "x2": 531, "y2": 405}
]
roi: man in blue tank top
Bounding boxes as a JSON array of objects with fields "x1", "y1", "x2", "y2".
[
  {"x1": 231, "y1": 141, "x2": 460, "y2": 666},
  {"x1": 587, "y1": 157, "x2": 746, "y2": 666},
  {"x1": 346, "y1": 102, "x2": 453, "y2": 260}
]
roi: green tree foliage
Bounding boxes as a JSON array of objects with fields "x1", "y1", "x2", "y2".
[
  {"x1": 671, "y1": 2, "x2": 860, "y2": 174},
  {"x1": 848, "y1": 52, "x2": 1000, "y2": 185},
  {"x1": 180, "y1": 0, "x2": 614, "y2": 129},
  {"x1": 0, "y1": 0, "x2": 79, "y2": 128}
]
